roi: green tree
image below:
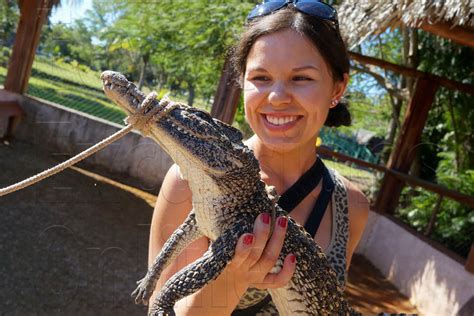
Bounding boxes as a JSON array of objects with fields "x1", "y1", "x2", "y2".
[
  {"x1": 0, "y1": 0, "x2": 19, "y2": 47},
  {"x1": 40, "y1": 21, "x2": 96, "y2": 68},
  {"x1": 101, "y1": 0, "x2": 255, "y2": 106}
]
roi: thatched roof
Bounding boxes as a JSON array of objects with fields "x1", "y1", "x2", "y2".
[{"x1": 337, "y1": 0, "x2": 474, "y2": 48}]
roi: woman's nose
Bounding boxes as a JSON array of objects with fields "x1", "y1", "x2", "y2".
[{"x1": 268, "y1": 81, "x2": 291, "y2": 106}]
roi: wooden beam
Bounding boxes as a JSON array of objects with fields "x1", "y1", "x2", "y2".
[
  {"x1": 420, "y1": 21, "x2": 474, "y2": 49},
  {"x1": 210, "y1": 57, "x2": 242, "y2": 124},
  {"x1": 387, "y1": 168, "x2": 474, "y2": 209},
  {"x1": 318, "y1": 146, "x2": 474, "y2": 209},
  {"x1": 318, "y1": 146, "x2": 386, "y2": 173},
  {"x1": 349, "y1": 52, "x2": 474, "y2": 95},
  {"x1": 4, "y1": 0, "x2": 51, "y2": 94},
  {"x1": 375, "y1": 78, "x2": 439, "y2": 214}
]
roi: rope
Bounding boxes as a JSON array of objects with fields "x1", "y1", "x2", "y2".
[
  {"x1": 0, "y1": 124, "x2": 134, "y2": 197},
  {"x1": 0, "y1": 91, "x2": 169, "y2": 197}
]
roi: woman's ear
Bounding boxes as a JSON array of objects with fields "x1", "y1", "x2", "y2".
[{"x1": 332, "y1": 73, "x2": 349, "y2": 101}]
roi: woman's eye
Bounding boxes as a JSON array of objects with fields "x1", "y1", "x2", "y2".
[
  {"x1": 252, "y1": 76, "x2": 270, "y2": 82},
  {"x1": 293, "y1": 76, "x2": 312, "y2": 81}
]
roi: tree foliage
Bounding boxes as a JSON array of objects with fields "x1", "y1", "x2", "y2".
[
  {"x1": 90, "y1": 0, "x2": 254, "y2": 105},
  {"x1": 397, "y1": 31, "x2": 474, "y2": 258},
  {"x1": 0, "y1": 0, "x2": 18, "y2": 47}
]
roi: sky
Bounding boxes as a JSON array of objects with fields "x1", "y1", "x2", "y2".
[{"x1": 49, "y1": 0, "x2": 93, "y2": 25}]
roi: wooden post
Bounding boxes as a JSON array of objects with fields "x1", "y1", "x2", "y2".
[
  {"x1": 375, "y1": 77, "x2": 439, "y2": 214},
  {"x1": 466, "y1": 244, "x2": 474, "y2": 274},
  {"x1": 4, "y1": 0, "x2": 52, "y2": 94},
  {"x1": 210, "y1": 57, "x2": 242, "y2": 124}
]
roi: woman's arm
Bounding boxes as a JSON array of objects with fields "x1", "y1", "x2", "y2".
[{"x1": 147, "y1": 164, "x2": 296, "y2": 315}]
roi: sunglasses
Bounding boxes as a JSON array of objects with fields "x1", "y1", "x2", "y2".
[{"x1": 247, "y1": 0, "x2": 339, "y2": 30}]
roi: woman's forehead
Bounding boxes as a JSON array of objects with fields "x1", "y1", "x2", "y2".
[{"x1": 246, "y1": 29, "x2": 327, "y2": 72}]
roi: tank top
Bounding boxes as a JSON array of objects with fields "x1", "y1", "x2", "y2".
[{"x1": 232, "y1": 162, "x2": 350, "y2": 315}]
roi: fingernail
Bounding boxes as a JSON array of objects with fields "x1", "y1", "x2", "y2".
[
  {"x1": 243, "y1": 234, "x2": 254, "y2": 245},
  {"x1": 289, "y1": 254, "x2": 296, "y2": 264},
  {"x1": 261, "y1": 213, "x2": 270, "y2": 224},
  {"x1": 277, "y1": 217, "x2": 287, "y2": 228}
]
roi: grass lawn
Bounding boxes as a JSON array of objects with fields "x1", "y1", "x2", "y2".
[
  {"x1": 1, "y1": 57, "x2": 126, "y2": 124},
  {"x1": 0, "y1": 57, "x2": 215, "y2": 125},
  {"x1": 324, "y1": 159, "x2": 374, "y2": 180}
]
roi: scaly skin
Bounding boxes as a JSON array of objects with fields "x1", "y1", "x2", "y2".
[{"x1": 101, "y1": 71, "x2": 359, "y2": 316}]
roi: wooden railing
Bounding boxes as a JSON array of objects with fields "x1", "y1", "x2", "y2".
[{"x1": 318, "y1": 146, "x2": 474, "y2": 273}]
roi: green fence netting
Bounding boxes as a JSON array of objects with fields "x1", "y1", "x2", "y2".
[{"x1": 26, "y1": 55, "x2": 126, "y2": 125}]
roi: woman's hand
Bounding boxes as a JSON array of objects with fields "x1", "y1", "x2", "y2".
[
  {"x1": 227, "y1": 212, "x2": 297, "y2": 297},
  {"x1": 173, "y1": 212, "x2": 297, "y2": 315}
]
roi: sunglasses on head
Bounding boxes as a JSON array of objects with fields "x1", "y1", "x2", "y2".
[{"x1": 247, "y1": 0, "x2": 339, "y2": 30}]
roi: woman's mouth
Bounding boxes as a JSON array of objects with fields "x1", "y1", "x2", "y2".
[{"x1": 262, "y1": 114, "x2": 302, "y2": 131}]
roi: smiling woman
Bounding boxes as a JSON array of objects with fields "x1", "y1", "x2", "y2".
[
  {"x1": 242, "y1": 28, "x2": 347, "y2": 152},
  {"x1": 147, "y1": 2, "x2": 369, "y2": 315}
]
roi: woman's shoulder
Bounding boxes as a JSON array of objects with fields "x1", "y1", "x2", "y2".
[{"x1": 155, "y1": 163, "x2": 193, "y2": 211}]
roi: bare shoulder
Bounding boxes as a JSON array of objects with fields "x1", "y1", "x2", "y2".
[
  {"x1": 338, "y1": 175, "x2": 370, "y2": 267},
  {"x1": 158, "y1": 163, "x2": 193, "y2": 206}
]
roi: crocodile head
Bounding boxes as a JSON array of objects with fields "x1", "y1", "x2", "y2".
[{"x1": 101, "y1": 71, "x2": 259, "y2": 185}]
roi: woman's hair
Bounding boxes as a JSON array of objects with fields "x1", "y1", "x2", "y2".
[{"x1": 231, "y1": 7, "x2": 351, "y2": 127}]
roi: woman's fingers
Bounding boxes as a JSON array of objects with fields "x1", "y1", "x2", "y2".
[
  {"x1": 250, "y1": 216, "x2": 293, "y2": 289},
  {"x1": 246, "y1": 212, "x2": 272, "y2": 266},
  {"x1": 253, "y1": 253, "x2": 297, "y2": 289},
  {"x1": 256, "y1": 216, "x2": 288, "y2": 273},
  {"x1": 229, "y1": 233, "x2": 254, "y2": 269},
  {"x1": 230, "y1": 213, "x2": 295, "y2": 290}
]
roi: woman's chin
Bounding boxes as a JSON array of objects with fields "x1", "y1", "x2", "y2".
[{"x1": 259, "y1": 136, "x2": 306, "y2": 153}]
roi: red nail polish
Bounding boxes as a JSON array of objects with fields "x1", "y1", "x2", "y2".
[
  {"x1": 277, "y1": 217, "x2": 287, "y2": 228},
  {"x1": 261, "y1": 213, "x2": 270, "y2": 224},
  {"x1": 243, "y1": 234, "x2": 254, "y2": 245},
  {"x1": 289, "y1": 254, "x2": 296, "y2": 264}
]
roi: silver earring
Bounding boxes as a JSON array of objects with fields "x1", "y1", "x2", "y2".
[{"x1": 331, "y1": 99, "x2": 338, "y2": 107}]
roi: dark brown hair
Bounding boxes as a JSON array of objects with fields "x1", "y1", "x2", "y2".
[{"x1": 231, "y1": 7, "x2": 351, "y2": 127}]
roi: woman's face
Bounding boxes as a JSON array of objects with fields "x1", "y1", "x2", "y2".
[{"x1": 243, "y1": 28, "x2": 346, "y2": 152}]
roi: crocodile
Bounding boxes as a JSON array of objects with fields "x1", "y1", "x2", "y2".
[{"x1": 101, "y1": 71, "x2": 357, "y2": 316}]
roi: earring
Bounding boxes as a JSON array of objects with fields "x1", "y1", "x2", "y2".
[{"x1": 331, "y1": 99, "x2": 339, "y2": 107}]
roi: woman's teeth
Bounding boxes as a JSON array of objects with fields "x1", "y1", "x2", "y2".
[{"x1": 265, "y1": 115, "x2": 298, "y2": 126}]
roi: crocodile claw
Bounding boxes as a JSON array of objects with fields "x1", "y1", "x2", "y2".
[{"x1": 131, "y1": 276, "x2": 155, "y2": 305}]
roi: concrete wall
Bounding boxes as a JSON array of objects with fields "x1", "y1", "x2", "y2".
[
  {"x1": 1, "y1": 89, "x2": 173, "y2": 192},
  {"x1": 356, "y1": 210, "x2": 474, "y2": 316}
]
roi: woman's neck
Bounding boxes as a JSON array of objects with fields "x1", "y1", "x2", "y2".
[{"x1": 245, "y1": 135, "x2": 319, "y2": 193}]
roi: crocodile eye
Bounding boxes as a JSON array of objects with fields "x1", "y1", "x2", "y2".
[{"x1": 193, "y1": 110, "x2": 211, "y2": 120}]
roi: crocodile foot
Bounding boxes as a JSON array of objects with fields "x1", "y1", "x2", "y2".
[{"x1": 131, "y1": 275, "x2": 156, "y2": 305}]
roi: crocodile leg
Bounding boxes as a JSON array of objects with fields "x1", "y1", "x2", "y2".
[
  {"x1": 149, "y1": 228, "x2": 240, "y2": 316},
  {"x1": 132, "y1": 210, "x2": 203, "y2": 305}
]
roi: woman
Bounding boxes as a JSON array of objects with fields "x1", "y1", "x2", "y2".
[{"x1": 148, "y1": 1, "x2": 369, "y2": 315}]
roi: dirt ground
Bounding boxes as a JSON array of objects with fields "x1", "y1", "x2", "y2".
[{"x1": 0, "y1": 140, "x2": 418, "y2": 315}]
